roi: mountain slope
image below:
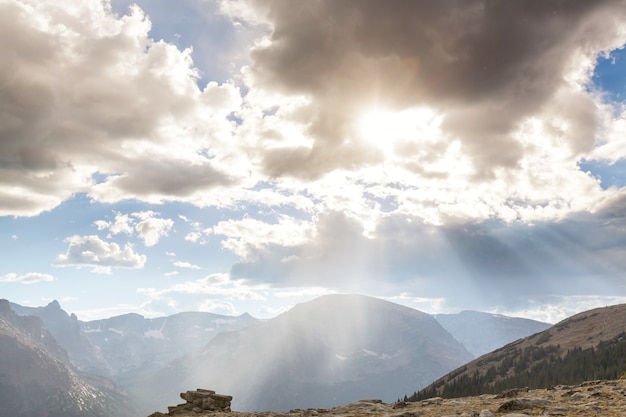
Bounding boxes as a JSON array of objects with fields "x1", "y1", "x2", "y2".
[
  {"x1": 81, "y1": 310, "x2": 258, "y2": 377},
  {"x1": 10, "y1": 300, "x2": 259, "y2": 378},
  {"x1": 434, "y1": 310, "x2": 551, "y2": 357},
  {"x1": 0, "y1": 299, "x2": 136, "y2": 417},
  {"x1": 413, "y1": 303, "x2": 626, "y2": 400},
  {"x1": 10, "y1": 300, "x2": 105, "y2": 374},
  {"x1": 142, "y1": 294, "x2": 473, "y2": 413}
]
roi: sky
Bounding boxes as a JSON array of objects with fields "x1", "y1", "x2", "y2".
[{"x1": 3, "y1": 0, "x2": 626, "y2": 324}]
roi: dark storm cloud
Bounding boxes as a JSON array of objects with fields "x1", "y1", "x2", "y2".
[{"x1": 243, "y1": 0, "x2": 626, "y2": 178}]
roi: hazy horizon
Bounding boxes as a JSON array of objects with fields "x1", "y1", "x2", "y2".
[
  {"x1": 5, "y1": 290, "x2": 615, "y2": 325},
  {"x1": 3, "y1": 0, "x2": 626, "y2": 325}
]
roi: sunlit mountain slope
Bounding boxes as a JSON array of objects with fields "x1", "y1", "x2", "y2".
[{"x1": 138, "y1": 294, "x2": 473, "y2": 412}]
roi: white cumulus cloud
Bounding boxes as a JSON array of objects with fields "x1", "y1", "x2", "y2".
[
  {"x1": 94, "y1": 211, "x2": 174, "y2": 246},
  {"x1": 210, "y1": 215, "x2": 316, "y2": 260},
  {"x1": 0, "y1": 0, "x2": 243, "y2": 216},
  {"x1": 54, "y1": 235, "x2": 146, "y2": 272}
]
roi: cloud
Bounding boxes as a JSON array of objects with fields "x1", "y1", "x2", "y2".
[
  {"x1": 493, "y1": 295, "x2": 626, "y2": 324},
  {"x1": 589, "y1": 105, "x2": 626, "y2": 163},
  {"x1": 138, "y1": 272, "x2": 267, "y2": 302},
  {"x1": 229, "y1": 210, "x2": 397, "y2": 287},
  {"x1": 257, "y1": 304, "x2": 291, "y2": 317},
  {"x1": 226, "y1": 203, "x2": 626, "y2": 314},
  {"x1": 54, "y1": 235, "x2": 146, "y2": 272},
  {"x1": 0, "y1": 272, "x2": 54, "y2": 284},
  {"x1": 95, "y1": 212, "x2": 134, "y2": 236},
  {"x1": 221, "y1": 0, "x2": 626, "y2": 226},
  {"x1": 71, "y1": 300, "x2": 167, "y2": 321},
  {"x1": 135, "y1": 273, "x2": 339, "y2": 318},
  {"x1": 197, "y1": 298, "x2": 238, "y2": 315},
  {"x1": 4, "y1": 0, "x2": 626, "y2": 237},
  {"x1": 0, "y1": 0, "x2": 241, "y2": 217},
  {"x1": 132, "y1": 211, "x2": 175, "y2": 246},
  {"x1": 273, "y1": 287, "x2": 335, "y2": 298},
  {"x1": 95, "y1": 211, "x2": 174, "y2": 246},
  {"x1": 185, "y1": 231, "x2": 205, "y2": 244},
  {"x1": 209, "y1": 214, "x2": 315, "y2": 260},
  {"x1": 173, "y1": 261, "x2": 201, "y2": 269},
  {"x1": 240, "y1": 0, "x2": 626, "y2": 169}
]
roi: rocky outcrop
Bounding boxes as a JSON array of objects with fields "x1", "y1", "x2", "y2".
[
  {"x1": 149, "y1": 389, "x2": 232, "y2": 416},
  {"x1": 148, "y1": 378, "x2": 626, "y2": 417}
]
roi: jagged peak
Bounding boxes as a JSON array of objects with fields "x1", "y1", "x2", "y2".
[{"x1": 0, "y1": 299, "x2": 12, "y2": 315}]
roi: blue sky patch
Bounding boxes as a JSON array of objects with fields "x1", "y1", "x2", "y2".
[
  {"x1": 579, "y1": 159, "x2": 626, "y2": 189},
  {"x1": 592, "y1": 47, "x2": 626, "y2": 102}
]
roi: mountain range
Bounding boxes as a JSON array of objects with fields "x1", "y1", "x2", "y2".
[
  {"x1": 136, "y1": 294, "x2": 474, "y2": 411},
  {"x1": 10, "y1": 300, "x2": 259, "y2": 378},
  {"x1": 4, "y1": 294, "x2": 552, "y2": 415}
]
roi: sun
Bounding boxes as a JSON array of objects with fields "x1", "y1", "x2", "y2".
[
  {"x1": 356, "y1": 106, "x2": 441, "y2": 150},
  {"x1": 358, "y1": 108, "x2": 400, "y2": 144}
]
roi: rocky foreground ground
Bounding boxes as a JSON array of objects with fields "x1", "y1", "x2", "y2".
[{"x1": 150, "y1": 377, "x2": 626, "y2": 417}]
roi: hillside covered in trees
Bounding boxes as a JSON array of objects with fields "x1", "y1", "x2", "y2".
[{"x1": 409, "y1": 304, "x2": 626, "y2": 400}]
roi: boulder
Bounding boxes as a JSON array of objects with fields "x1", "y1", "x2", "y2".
[{"x1": 154, "y1": 389, "x2": 232, "y2": 415}]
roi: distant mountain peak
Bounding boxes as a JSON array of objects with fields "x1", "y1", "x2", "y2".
[
  {"x1": 434, "y1": 310, "x2": 551, "y2": 357},
  {"x1": 46, "y1": 299, "x2": 61, "y2": 309}
]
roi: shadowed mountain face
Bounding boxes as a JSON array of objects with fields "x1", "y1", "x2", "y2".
[
  {"x1": 0, "y1": 300, "x2": 136, "y2": 417},
  {"x1": 414, "y1": 304, "x2": 626, "y2": 400},
  {"x1": 10, "y1": 300, "x2": 105, "y2": 374},
  {"x1": 140, "y1": 294, "x2": 474, "y2": 413},
  {"x1": 434, "y1": 310, "x2": 551, "y2": 357}
]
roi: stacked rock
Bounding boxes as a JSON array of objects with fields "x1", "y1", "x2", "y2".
[{"x1": 150, "y1": 389, "x2": 232, "y2": 416}]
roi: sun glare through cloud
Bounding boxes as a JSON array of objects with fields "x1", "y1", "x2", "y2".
[{"x1": 356, "y1": 106, "x2": 442, "y2": 152}]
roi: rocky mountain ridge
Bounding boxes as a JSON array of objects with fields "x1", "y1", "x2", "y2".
[
  {"x1": 0, "y1": 299, "x2": 136, "y2": 417},
  {"x1": 10, "y1": 300, "x2": 259, "y2": 377}
]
